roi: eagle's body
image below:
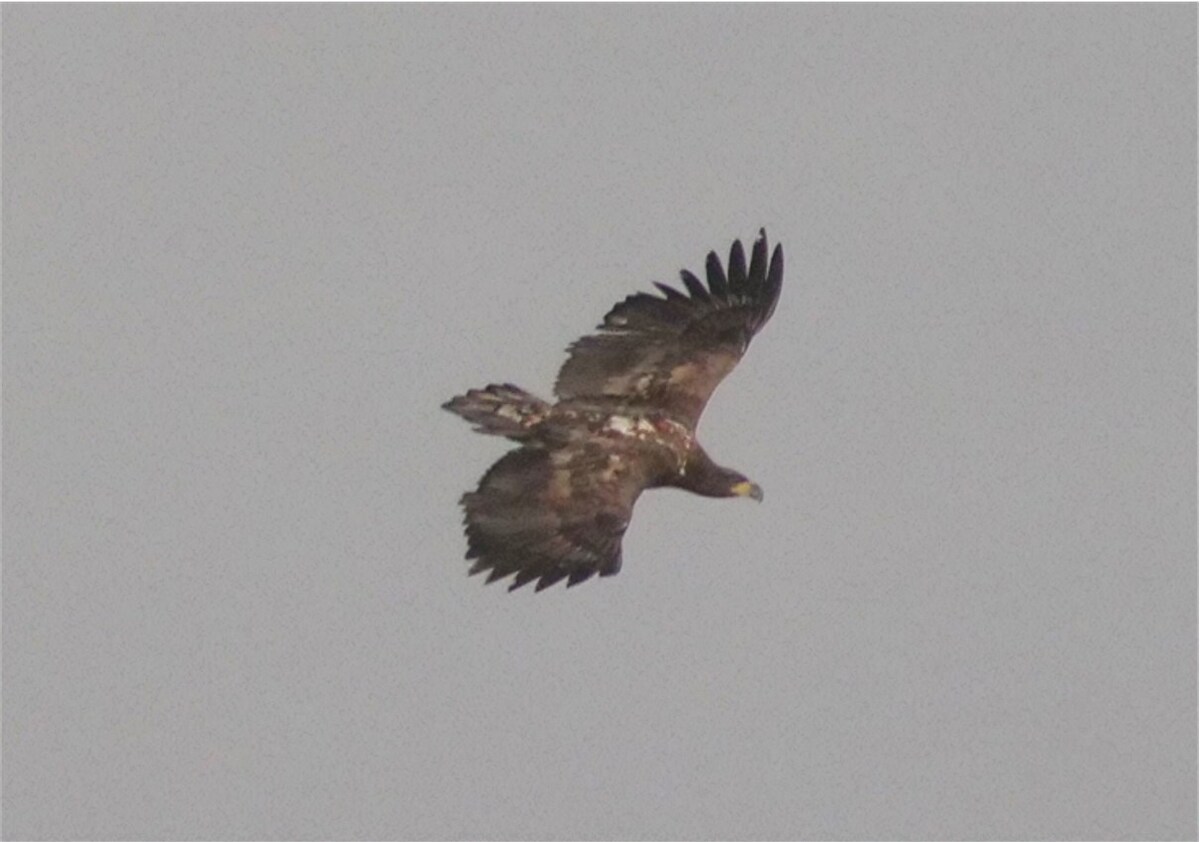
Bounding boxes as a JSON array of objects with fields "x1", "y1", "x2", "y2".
[{"x1": 444, "y1": 231, "x2": 784, "y2": 591}]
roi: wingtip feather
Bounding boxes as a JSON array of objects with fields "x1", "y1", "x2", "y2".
[
  {"x1": 746, "y1": 230, "x2": 768, "y2": 293},
  {"x1": 654, "y1": 281, "x2": 688, "y2": 302},
  {"x1": 726, "y1": 240, "x2": 748, "y2": 294},
  {"x1": 535, "y1": 570, "x2": 569, "y2": 591},
  {"x1": 705, "y1": 252, "x2": 729, "y2": 298},
  {"x1": 566, "y1": 569, "x2": 595, "y2": 587},
  {"x1": 768, "y1": 243, "x2": 784, "y2": 292},
  {"x1": 679, "y1": 269, "x2": 709, "y2": 300}
]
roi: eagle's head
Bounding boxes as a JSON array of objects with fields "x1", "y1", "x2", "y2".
[{"x1": 681, "y1": 446, "x2": 763, "y2": 502}]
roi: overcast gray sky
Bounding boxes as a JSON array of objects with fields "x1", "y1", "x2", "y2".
[{"x1": 4, "y1": 4, "x2": 1196, "y2": 840}]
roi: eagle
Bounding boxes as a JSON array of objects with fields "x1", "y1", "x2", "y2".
[{"x1": 443, "y1": 230, "x2": 784, "y2": 591}]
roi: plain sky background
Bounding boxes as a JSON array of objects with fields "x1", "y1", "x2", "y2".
[{"x1": 4, "y1": 4, "x2": 1196, "y2": 840}]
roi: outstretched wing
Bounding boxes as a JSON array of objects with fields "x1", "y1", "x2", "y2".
[
  {"x1": 554, "y1": 230, "x2": 784, "y2": 428},
  {"x1": 459, "y1": 441, "x2": 652, "y2": 591}
]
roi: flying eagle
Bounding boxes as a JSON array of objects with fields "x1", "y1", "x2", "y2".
[{"x1": 443, "y1": 230, "x2": 784, "y2": 591}]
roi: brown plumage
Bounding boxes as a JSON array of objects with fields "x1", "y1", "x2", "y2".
[{"x1": 443, "y1": 230, "x2": 784, "y2": 591}]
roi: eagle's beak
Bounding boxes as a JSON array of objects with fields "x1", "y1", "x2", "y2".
[{"x1": 732, "y1": 480, "x2": 763, "y2": 502}]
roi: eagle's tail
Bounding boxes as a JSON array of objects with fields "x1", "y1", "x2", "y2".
[{"x1": 442, "y1": 383, "x2": 551, "y2": 440}]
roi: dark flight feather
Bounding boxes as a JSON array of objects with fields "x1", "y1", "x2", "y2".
[
  {"x1": 554, "y1": 229, "x2": 784, "y2": 426},
  {"x1": 457, "y1": 444, "x2": 645, "y2": 591}
]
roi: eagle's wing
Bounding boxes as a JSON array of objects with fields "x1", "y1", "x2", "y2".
[
  {"x1": 554, "y1": 230, "x2": 783, "y2": 428},
  {"x1": 460, "y1": 441, "x2": 652, "y2": 591}
]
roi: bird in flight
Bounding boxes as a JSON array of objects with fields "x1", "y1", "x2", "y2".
[{"x1": 443, "y1": 230, "x2": 784, "y2": 591}]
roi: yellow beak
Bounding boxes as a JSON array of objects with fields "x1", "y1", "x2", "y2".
[{"x1": 731, "y1": 480, "x2": 764, "y2": 502}]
